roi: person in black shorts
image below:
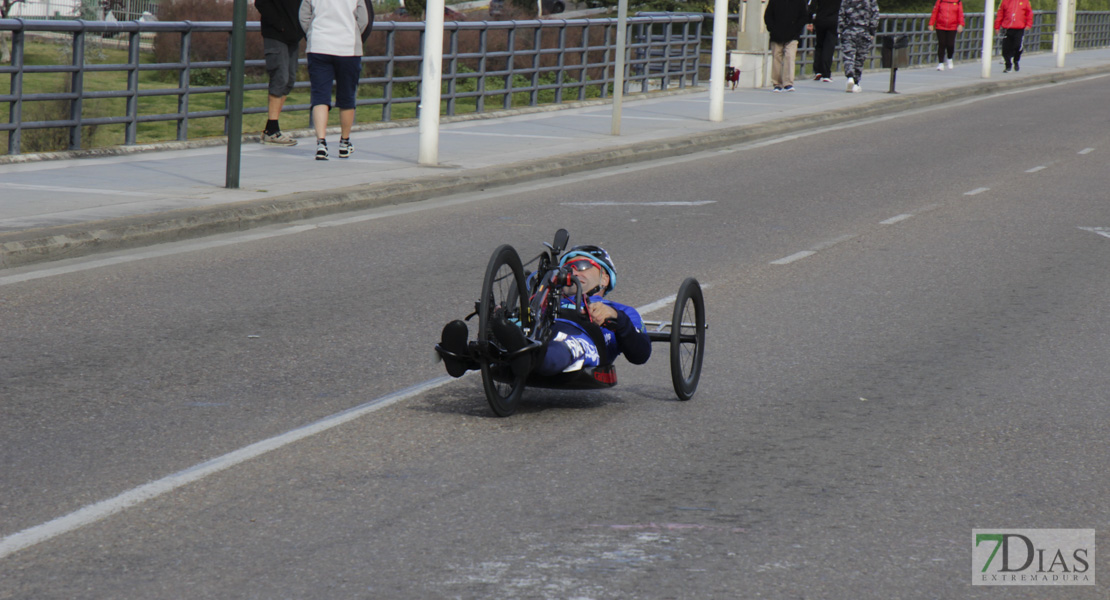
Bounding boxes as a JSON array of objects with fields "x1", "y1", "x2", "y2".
[
  {"x1": 299, "y1": 0, "x2": 371, "y2": 160},
  {"x1": 256, "y1": 0, "x2": 304, "y2": 146}
]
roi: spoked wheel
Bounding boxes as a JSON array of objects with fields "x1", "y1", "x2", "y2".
[
  {"x1": 478, "y1": 244, "x2": 530, "y2": 417},
  {"x1": 669, "y1": 277, "x2": 705, "y2": 401}
]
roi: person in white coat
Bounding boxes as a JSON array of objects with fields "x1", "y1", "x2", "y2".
[{"x1": 299, "y1": 0, "x2": 371, "y2": 160}]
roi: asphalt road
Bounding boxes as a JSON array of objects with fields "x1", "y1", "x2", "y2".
[{"x1": 1, "y1": 75, "x2": 1108, "y2": 599}]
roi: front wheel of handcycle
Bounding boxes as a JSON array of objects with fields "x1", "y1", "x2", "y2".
[
  {"x1": 669, "y1": 277, "x2": 705, "y2": 401},
  {"x1": 478, "y1": 244, "x2": 530, "y2": 417}
]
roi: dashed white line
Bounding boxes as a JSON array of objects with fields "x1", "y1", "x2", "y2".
[
  {"x1": 881, "y1": 214, "x2": 913, "y2": 225},
  {"x1": 1078, "y1": 148, "x2": 1094, "y2": 155},
  {"x1": 1025, "y1": 165, "x2": 1047, "y2": 173},
  {"x1": 771, "y1": 250, "x2": 817, "y2": 265},
  {"x1": 964, "y1": 187, "x2": 990, "y2": 196}
]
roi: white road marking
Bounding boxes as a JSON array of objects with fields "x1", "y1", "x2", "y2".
[
  {"x1": 771, "y1": 250, "x2": 816, "y2": 265},
  {"x1": 0, "y1": 183, "x2": 153, "y2": 197},
  {"x1": 0, "y1": 376, "x2": 457, "y2": 560},
  {"x1": 1078, "y1": 226, "x2": 1110, "y2": 239},
  {"x1": 1078, "y1": 148, "x2": 1094, "y2": 155},
  {"x1": 881, "y1": 214, "x2": 913, "y2": 225},
  {"x1": 811, "y1": 233, "x2": 857, "y2": 251},
  {"x1": 561, "y1": 201, "x2": 716, "y2": 207},
  {"x1": 964, "y1": 187, "x2": 990, "y2": 196},
  {"x1": 0, "y1": 284, "x2": 710, "y2": 559},
  {"x1": 1025, "y1": 166, "x2": 1047, "y2": 173}
]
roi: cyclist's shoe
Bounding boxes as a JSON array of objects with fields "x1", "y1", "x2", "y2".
[
  {"x1": 438, "y1": 320, "x2": 472, "y2": 378},
  {"x1": 491, "y1": 310, "x2": 533, "y2": 376}
]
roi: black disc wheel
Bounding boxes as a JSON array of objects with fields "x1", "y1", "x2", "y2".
[
  {"x1": 669, "y1": 277, "x2": 705, "y2": 401},
  {"x1": 478, "y1": 244, "x2": 530, "y2": 417}
]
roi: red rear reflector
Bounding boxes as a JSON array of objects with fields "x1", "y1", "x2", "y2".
[{"x1": 592, "y1": 367, "x2": 617, "y2": 384}]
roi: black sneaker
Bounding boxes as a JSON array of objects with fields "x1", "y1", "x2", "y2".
[
  {"x1": 315, "y1": 140, "x2": 328, "y2": 161},
  {"x1": 491, "y1": 311, "x2": 533, "y2": 376},
  {"x1": 1014, "y1": 60, "x2": 1020, "y2": 71},
  {"x1": 438, "y1": 320, "x2": 472, "y2": 378},
  {"x1": 338, "y1": 138, "x2": 352, "y2": 159}
]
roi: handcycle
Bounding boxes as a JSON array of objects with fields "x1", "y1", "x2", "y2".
[{"x1": 435, "y1": 229, "x2": 706, "y2": 417}]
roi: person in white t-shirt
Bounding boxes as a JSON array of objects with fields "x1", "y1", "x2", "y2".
[{"x1": 299, "y1": 0, "x2": 371, "y2": 160}]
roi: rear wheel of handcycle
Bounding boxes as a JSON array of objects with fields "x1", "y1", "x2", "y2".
[
  {"x1": 478, "y1": 244, "x2": 530, "y2": 417},
  {"x1": 669, "y1": 277, "x2": 705, "y2": 401}
]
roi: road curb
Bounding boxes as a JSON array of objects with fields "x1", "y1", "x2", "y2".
[{"x1": 2, "y1": 64, "x2": 1108, "y2": 270}]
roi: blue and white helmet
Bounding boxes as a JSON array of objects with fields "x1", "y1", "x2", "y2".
[{"x1": 559, "y1": 245, "x2": 617, "y2": 294}]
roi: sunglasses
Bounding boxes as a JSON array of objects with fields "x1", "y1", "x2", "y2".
[{"x1": 565, "y1": 258, "x2": 600, "y2": 273}]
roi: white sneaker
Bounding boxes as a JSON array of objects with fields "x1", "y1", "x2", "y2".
[
  {"x1": 846, "y1": 77, "x2": 855, "y2": 92},
  {"x1": 261, "y1": 130, "x2": 297, "y2": 146},
  {"x1": 946, "y1": 58, "x2": 954, "y2": 70},
  {"x1": 851, "y1": 83, "x2": 862, "y2": 93},
  {"x1": 937, "y1": 62, "x2": 945, "y2": 71}
]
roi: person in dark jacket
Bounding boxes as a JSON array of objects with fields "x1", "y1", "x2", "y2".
[
  {"x1": 256, "y1": 0, "x2": 305, "y2": 145},
  {"x1": 764, "y1": 0, "x2": 810, "y2": 92},
  {"x1": 807, "y1": 0, "x2": 842, "y2": 82}
]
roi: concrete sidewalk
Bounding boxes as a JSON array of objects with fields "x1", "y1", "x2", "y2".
[{"x1": 2, "y1": 48, "x2": 1109, "y2": 269}]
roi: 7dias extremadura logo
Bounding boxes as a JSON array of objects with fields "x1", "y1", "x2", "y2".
[{"x1": 972, "y1": 529, "x2": 1095, "y2": 585}]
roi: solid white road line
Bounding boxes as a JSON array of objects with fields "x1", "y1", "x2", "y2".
[
  {"x1": 0, "y1": 376, "x2": 456, "y2": 560},
  {"x1": 0, "y1": 286, "x2": 711, "y2": 560}
]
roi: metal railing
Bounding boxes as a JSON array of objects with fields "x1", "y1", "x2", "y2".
[
  {"x1": 698, "y1": 10, "x2": 1110, "y2": 78},
  {"x1": 0, "y1": 15, "x2": 703, "y2": 155}
]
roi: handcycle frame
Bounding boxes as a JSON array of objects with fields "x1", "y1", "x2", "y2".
[{"x1": 436, "y1": 229, "x2": 706, "y2": 417}]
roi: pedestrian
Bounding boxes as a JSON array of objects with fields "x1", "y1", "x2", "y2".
[
  {"x1": 806, "y1": 0, "x2": 842, "y2": 82},
  {"x1": 299, "y1": 0, "x2": 372, "y2": 160},
  {"x1": 928, "y1": 0, "x2": 964, "y2": 70},
  {"x1": 764, "y1": 0, "x2": 810, "y2": 92},
  {"x1": 837, "y1": 0, "x2": 879, "y2": 93},
  {"x1": 256, "y1": 0, "x2": 305, "y2": 146},
  {"x1": 995, "y1": 0, "x2": 1032, "y2": 72}
]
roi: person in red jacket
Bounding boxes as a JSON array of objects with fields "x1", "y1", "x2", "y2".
[
  {"x1": 928, "y1": 0, "x2": 964, "y2": 71},
  {"x1": 995, "y1": 0, "x2": 1033, "y2": 72}
]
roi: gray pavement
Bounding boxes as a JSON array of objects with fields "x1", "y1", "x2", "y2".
[{"x1": 2, "y1": 48, "x2": 1109, "y2": 269}]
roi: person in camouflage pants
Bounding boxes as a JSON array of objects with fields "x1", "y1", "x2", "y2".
[{"x1": 837, "y1": 0, "x2": 880, "y2": 92}]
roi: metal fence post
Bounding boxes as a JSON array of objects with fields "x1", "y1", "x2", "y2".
[
  {"x1": 70, "y1": 28, "x2": 85, "y2": 150},
  {"x1": 225, "y1": 0, "x2": 247, "y2": 188}
]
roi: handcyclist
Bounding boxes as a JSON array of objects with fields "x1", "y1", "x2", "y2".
[{"x1": 438, "y1": 245, "x2": 652, "y2": 378}]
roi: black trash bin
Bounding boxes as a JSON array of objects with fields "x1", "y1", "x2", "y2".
[
  {"x1": 881, "y1": 34, "x2": 911, "y2": 69},
  {"x1": 880, "y1": 34, "x2": 911, "y2": 93}
]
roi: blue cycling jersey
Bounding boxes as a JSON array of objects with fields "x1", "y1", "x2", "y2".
[{"x1": 535, "y1": 296, "x2": 651, "y2": 375}]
